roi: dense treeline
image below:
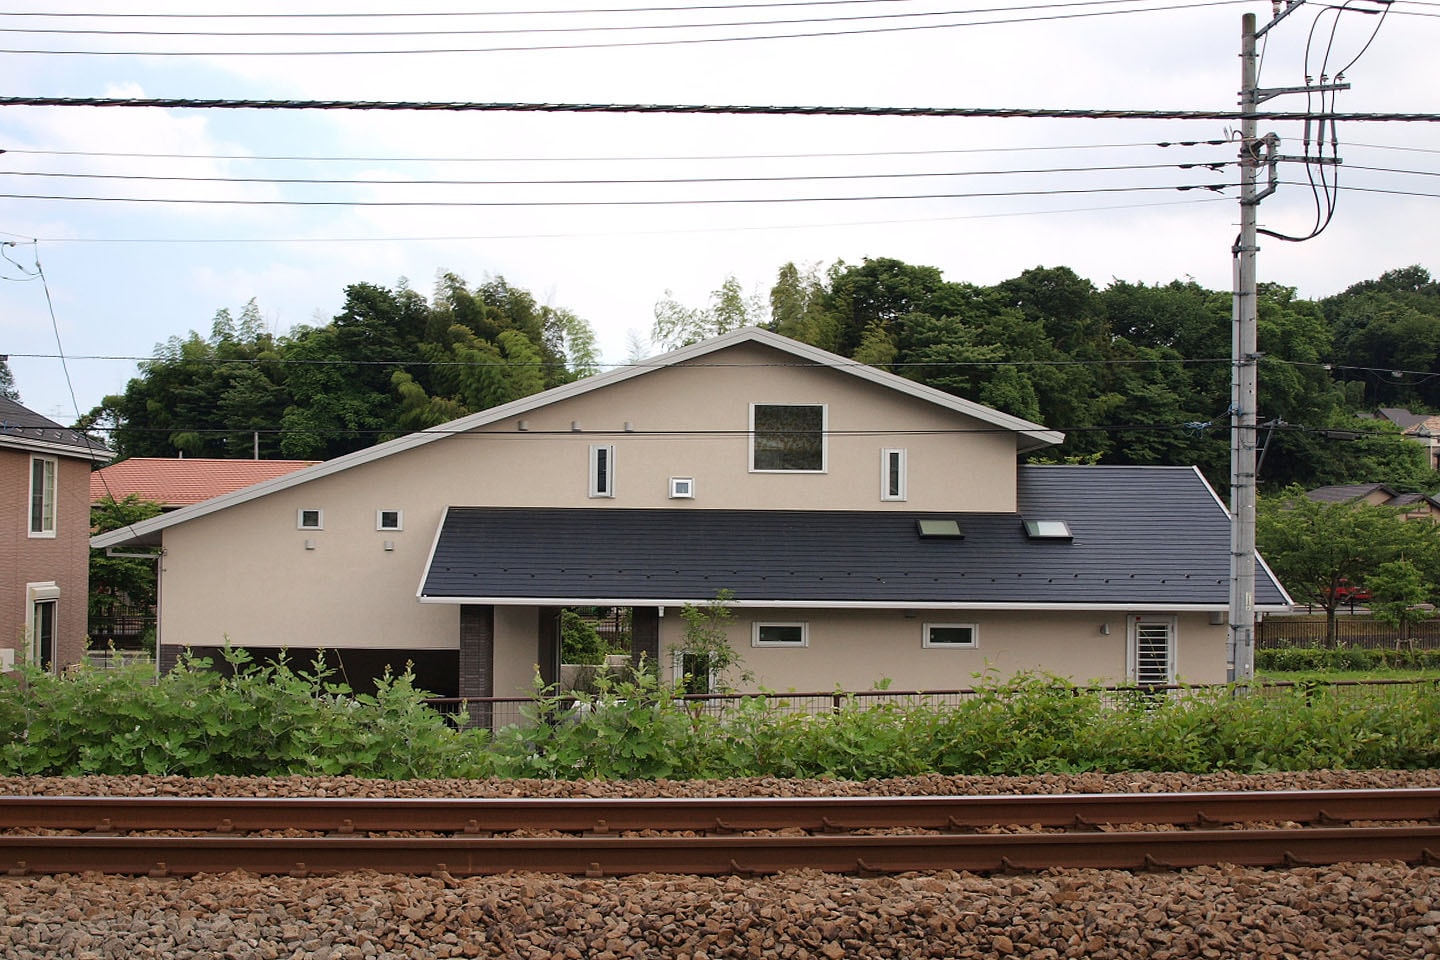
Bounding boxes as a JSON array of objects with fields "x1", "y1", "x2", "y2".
[
  {"x1": 756, "y1": 259, "x2": 1440, "y2": 492},
  {"x1": 88, "y1": 272, "x2": 599, "y2": 461},
  {"x1": 82, "y1": 260, "x2": 1440, "y2": 492}
]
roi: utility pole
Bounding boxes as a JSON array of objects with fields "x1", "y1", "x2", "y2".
[
  {"x1": 1230, "y1": 11, "x2": 1260, "y2": 683},
  {"x1": 1229, "y1": 2, "x2": 1346, "y2": 681}
]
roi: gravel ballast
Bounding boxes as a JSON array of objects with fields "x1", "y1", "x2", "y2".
[{"x1": 1, "y1": 771, "x2": 1438, "y2": 959}]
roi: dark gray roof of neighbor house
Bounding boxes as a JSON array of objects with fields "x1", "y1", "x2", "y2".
[
  {"x1": 1306, "y1": 483, "x2": 1396, "y2": 503},
  {"x1": 420, "y1": 465, "x2": 1289, "y2": 608},
  {"x1": 1377, "y1": 407, "x2": 1430, "y2": 432},
  {"x1": 0, "y1": 396, "x2": 112, "y2": 460}
]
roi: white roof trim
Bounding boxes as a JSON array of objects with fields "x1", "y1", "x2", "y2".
[
  {"x1": 417, "y1": 596, "x2": 1289, "y2": 612},
  {"x1": 93, "y1": 327, "x2": 1063, "y2": 549},
  {"x1": 1, "y1": 433, "x2": 113, "y2": 461}
]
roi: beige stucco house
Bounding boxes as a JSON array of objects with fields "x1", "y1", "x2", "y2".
[{"x1": 92, "y1": 328, "x2": 1290, "y2": 706}]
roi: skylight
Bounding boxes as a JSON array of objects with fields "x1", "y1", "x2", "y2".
[
  {"x1": 916, "y1": 518, "x2": 963, "y2": 539},
  {"x1": 1023, "y1": 519, "x2": 1073, "y2": 541}
]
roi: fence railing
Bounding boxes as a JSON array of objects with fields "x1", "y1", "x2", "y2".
[
  {"x1": 425, "y1": 677, "x2": 1440, "y2": 730},
  {"x1": 1258, "y1": 617, "x2": 1440, "y2": 650}
]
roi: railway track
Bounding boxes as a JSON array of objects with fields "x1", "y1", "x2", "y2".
[{"x1": 2, "y1": 789, "x2": 1437, "y2": 878}]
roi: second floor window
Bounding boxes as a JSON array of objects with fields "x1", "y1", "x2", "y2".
[
  {"x1": 29, "y1": 456, "x2": 56, "y2": 537},
  {"x1": 751, "y1": 403, "x2": 826, "y2": 472},
  {"x1": 589, "y1": 444, "x2": 615, "y2": 498}
]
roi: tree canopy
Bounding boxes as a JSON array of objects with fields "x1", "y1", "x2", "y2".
[{"x1": 90, "y1": 274, "x2": 601, "y2": 461}]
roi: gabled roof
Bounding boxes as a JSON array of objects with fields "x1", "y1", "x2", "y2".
[
  {"x1": 1377, "y1": 407, "x2": 1434, "y2": 434},
  {"x1": 418, "y1": 465, "x2": 1290, "y2": 610},
  {"x1": 92, "y1": 327, "x2": 1064, "y2": 549},
  {"x1": 91, "y1": 458, "x2": 319, "y2": 508},
  {"x1": 0, "y1": 396, "x2": 112, "y2": 462},
  {"x1": 1305, "y1": 483, "x2": 1398, "y2": 503}
]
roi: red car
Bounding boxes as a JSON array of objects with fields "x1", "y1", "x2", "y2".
[{"x1": 1332, "y1": 579, "x2": 1372, "y2": 603}]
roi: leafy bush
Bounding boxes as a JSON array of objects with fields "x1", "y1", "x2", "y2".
[
  {"x1": 1256, "y1": 645, "x2": 1440, "y2": 673},
  {"x1": 0, "y1": 649, "x2": 492, "y2": 778},
  {"x1": 3, "y1": 662, "x2": 1437, "y2": 780}
]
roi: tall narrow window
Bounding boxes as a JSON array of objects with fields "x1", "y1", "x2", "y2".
[
  {"x1": 26, "y1": 583, "x2": 60, "y2": 675},
  {"x1": 1128, "y1": 616, "x2": 1176, "y2": 686},
  {"x1": 751, "y1": 403, "x2": 826, "y2": 472},
  {"x1": 881, "y1": 448, "x2": 907, "y2": 501},
  {"x1": 28, "y1": 456, "x2": 57, "y2": 537},
  {"x1": 589, "y1": 444, "x2": 615, "y2": 498}
]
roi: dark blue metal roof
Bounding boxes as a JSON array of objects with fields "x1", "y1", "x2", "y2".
[{"x1": 420, "y1": 465, "x2": 1289, "y2": 607}]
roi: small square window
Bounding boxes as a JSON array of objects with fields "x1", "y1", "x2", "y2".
[
  {"x1": 297, "y1": 508, "x2": 323, "y2": 530},
  {"x1": 924, "y1": 623, "x2": 977, "y2": 649},
  {"x1": 377, "y1": 509, "x2": 403, "y2": 531},
  {"x1": 753, "y1": 622, "x2": 808, "y2": 647},
  {"x1": 670, "y1": 477, "x2": 694, "y2": 499}
]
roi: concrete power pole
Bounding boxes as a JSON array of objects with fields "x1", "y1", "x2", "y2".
[
  {"x1": 1229, "y1": 2, "x2": 1346, "y2": 681},
  {"x1": 1229, "y1": 11, "x2": 1261, "y2": 683}
]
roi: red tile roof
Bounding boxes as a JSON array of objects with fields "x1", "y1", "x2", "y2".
[{"x1": 91, "y1": 458, "x2": 318, "y2": 508}]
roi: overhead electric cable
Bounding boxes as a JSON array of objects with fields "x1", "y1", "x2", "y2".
[
  {"x1": 3, "y1": 96, "x2": 1439, "y2": 122},
  {"x1": 0, "y1": 183, "x2": 1235, "y2": 207},
  {"x1": 0, "y1": 139, "x2": 1230, "y2": 163},
  {"x1": 0, "y1": 0, "x2": 1250, "y2": 39},
  {"x1": 0, "y1": 159, "x2": 1230, "y2": 188}
]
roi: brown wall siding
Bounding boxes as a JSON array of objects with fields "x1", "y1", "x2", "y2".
[{"x1": 0, "y1": 448, "x2": 93, "y2": 669}]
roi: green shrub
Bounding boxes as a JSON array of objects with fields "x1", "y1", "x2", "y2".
[{"x1": 559, "y1": 610, "x2": 608, "y2": 665}]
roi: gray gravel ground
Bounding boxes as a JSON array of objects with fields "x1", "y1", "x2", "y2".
[{"x1": 1, "y1": 771, "x2": 1438, "y2": 959}]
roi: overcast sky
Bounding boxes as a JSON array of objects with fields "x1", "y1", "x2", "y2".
[{"x1": 2, "y1": 0, "x2": 1436, "y2": 424}]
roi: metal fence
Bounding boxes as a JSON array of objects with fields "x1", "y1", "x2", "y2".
[
  {"x1": 1258, "y1": 617, "x2": 1440, "y2": 650},
  {"x1": 426, "y1": 677, "x2": 1440, "y2": 730}
]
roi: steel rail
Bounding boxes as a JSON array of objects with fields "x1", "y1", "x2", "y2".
[
  {"x1": 3, "y1": 826, "x2": 1439, "y2": 878},
  {"x1": 0, "y1": 789, "x2": 1437, "y2": 835}
]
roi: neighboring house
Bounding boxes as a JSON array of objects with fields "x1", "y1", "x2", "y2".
[
  {"x1": 1, "y1": 397, "x2": 112, "y2": 673},
  {"x1": 1374, "y1": 407, "x2": 1440, "y2": 470},
  {"x1": 1305, "y1": 483, "x2": 1440, "y2": 522},
  {"x1": 92, "y1": 328, "x2": 1290, "y2": 705},
  {"x1": 87, "y1": 457, "x2": 318, "y2": 648},
  {"x1": 91, "y1": 458, "x2": 319, "y2": 511}
]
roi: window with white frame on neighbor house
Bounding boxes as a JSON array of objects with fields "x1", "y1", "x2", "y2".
[
  {"x1": 881, "y1": 448, "x2": 907, "y2": 501},
  {"x1": 376, "y1": 509, "x2": 403, "y2": 531},
  {"x1": 751, "y1": 403, "x2": 825, "y2": 472},
  {"x1": 923, "y1": 623, "x2": 978, "y2": 649},
  {"x1": 297, "y1": 508, "x2": 323, "y2": 530},
  {"x1": 28, "y1": 455, "x2": 57, "y2": 537},
  {"x1": 752, "y1": 622, "x2": 808, "y2": 647},
  {"x1": 589, "y1": 444, "x2": 615, "y2": 498}
]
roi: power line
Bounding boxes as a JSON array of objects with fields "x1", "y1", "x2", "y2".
[
  {"x1": 4, "y1": 96, "x2": 1437, "y2": 122},
  {"x1": 5, "y1": 194, "x2": 1232, "y2": 244},
  {"x1": 0, "y1": 1, "x2": 1252, "y2": 55},
  {"x1": 0, "y1": 159, "x2": 1232, "y2": 189},
  {"x1": 0, "y1": 182, "x2": 1235, "y2": 208},
  {"x1": 0, "y1": 0, "x2": 1246, "y2": 38},
  {"x1": 0, "y1": 139, "x2": 1231, "y2": 164},
  {"x1": 0, "y1": 1, "x2": 1234, "y2": 20}
]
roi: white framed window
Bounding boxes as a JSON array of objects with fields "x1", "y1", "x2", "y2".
[
  {"x1": 750, "y1": 403, "x2": 826, "y2": 472},
  {"x1": 923, "y1": 622, "x2": 978, "y2": 649},
  {"x1": 881, "y1": 448, "x2": 907, "y2": 501},
  {"x1": 669, "y1": 477, "x2": 694, "y2": 499},
  {"x1": 671, "y1": 650, "x2": 716, "y2": 695},
  {"x1": 25, "y1": 582, "x2": 60, "y2": 675},
  {"x1": 589, "y1": 444, "x2": 615, "y2": 498},
  {"x1": 297, "y1": 508, "x2": 324, "y2": 530},
  {"x1": 752, "y1": 622, "x2": 808, "y2": 647},
  {"x1": 28, "y1": 456, "x2": 57, "y2": 538},
  {"x1": 1127, "y1": 616, "x2": 1176, "y2": 686},
  {"x1": 376, "y1": 509, "x2": 403, "y2": 531}
]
